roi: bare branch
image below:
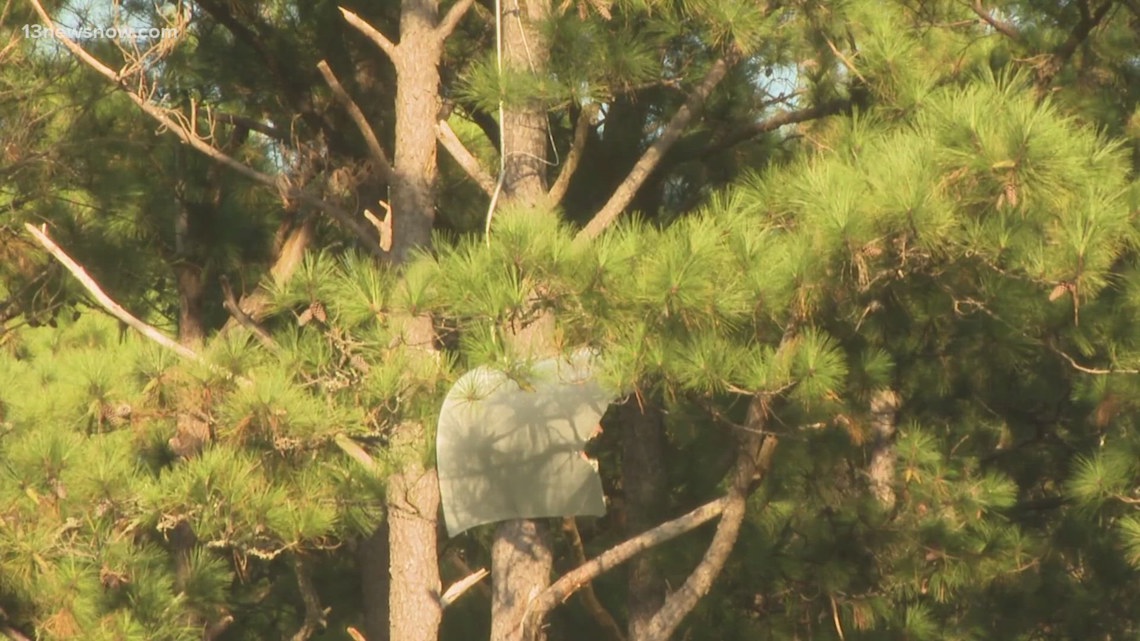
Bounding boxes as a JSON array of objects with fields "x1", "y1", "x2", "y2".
[
  {"x1": 546, "y1": 104, "x2": 596, "y2": 206},
  {"x1": 576, "y1": 58, "x2": 732, "y2": 241},
  {"x1": 317, "y1": 60, "x2": 394, "y2": 183},
  {"x1": 27, "y1": 0, "x2": 384, "y2": 258},
  {"x1": 437, "y1": 119, "x2": 497, "y2": 197},
  {"x1": 23, "y1": 223, "x2": 201, "y2": 362},
  {"x1": 699, "y1": 98, "x2": 851, "y2": 159},
  {"x1": 437, "y1": 0, "x2": 478, "y2": 41},
  {"x1": 339, "y1": 7, "x2": 399, "y2": 63},
  {"x1": 970, "y1": 1, "x2": 1020, "y2": 40},
  {"x1": 524, "y1": 497, "x2": 730, "y2": 640}
]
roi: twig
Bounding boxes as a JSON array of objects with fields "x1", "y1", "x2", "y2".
[
  {"x1": 576, "y1": 57, "x2": 733, "y2": 241},
  {"x1": 546, "y1": 104, "x2": 596, "y2": 207},
  {"x1": 24, "y1": 223, "x2": 201, "y2": 362},
  {"x1": 317, "y1": 60, "x2": 394, "y2": 184},
  {"x1": 437, "y1": 119, "x2": 497, "y2": 196}
]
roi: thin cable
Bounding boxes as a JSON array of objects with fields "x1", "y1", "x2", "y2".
[{"x1": 484, "y1": 0, "x2": 507, "y2": 244}]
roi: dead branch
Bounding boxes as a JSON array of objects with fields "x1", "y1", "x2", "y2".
[
  {"x1": 339, "y1": 8, "x2": 399, "y2": 63},
  {"x1": 316, "y1": 60, "x2": 394, "y2": 184},
  {"x1": 576, "y1": 57, "x2": 732, "y2": 241},
  {"x1": 546, "y1": 104, "x2": 596, "y2": 207},
  {"x1": 638, "y1": 402, "x2": 777, "y2": 640},
  {"x1": 437, "y1": 119, "x2": 497, "y2": 197},
  {"x1": 23, "y1": 223, "x2": 201, "y2": 361}
]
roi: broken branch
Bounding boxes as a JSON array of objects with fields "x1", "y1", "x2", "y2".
[{"x1": 23, "y1": 223, "x2": 201, "y2": 362}]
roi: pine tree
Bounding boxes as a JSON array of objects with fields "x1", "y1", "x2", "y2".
[{"x1": 5, "y1": 1, "x2": 1140, "y2": 641}]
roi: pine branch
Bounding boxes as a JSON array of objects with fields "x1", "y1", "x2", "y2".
[
  {"x1": 27, "y1": 0, "x2": 385, "y2": 259},
  {"x1": 969, "y1": 1, "x2": 1020, "y2": 41},
  {"x1": 317, "y1": 60, "x2": 394, "y2": 183},
  {"x1": 437, "y1": 119, "x2": 497, "y2": 196},
  {"x1": 339, "y1": 8, "x2": 399, "y2": 63},
  {"x1": 699, "y1": 98, "x2": 851, "y2": 159},
  {"x1": 1036, "y1": 0, "x2": 1114, "y2": 88},
  {"x1": 546, "y1": 104, "x2": 596, "y2": 206},
  {"x1": 638, "y1": 401, "x2": 776, "y2": 641},
  {"x1": 523, "y1": 402, "x2": 778, "y2": 641},
  {"x1": 24, "y1": 223, "x2": 202, "y2": 362},
  {"x1": 576, "y1": 57, "x2": 733, "y2": 241},
  {"x1": 436, "y1": 0, "x2": 478, "y2": 40}
]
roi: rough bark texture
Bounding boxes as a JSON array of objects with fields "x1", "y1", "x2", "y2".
[
  {"x1": 387, "y1": 463, "x2": 443, "y2": 641},
  {"x1": 388, "y1": 0, "x2": 443, "y2": 264},
  {"x1": 500, "y1": 0, "x2": 551, "y2": 207},
  {"x1": 492, "y1": 520, "x2": 554, "y2": 641},
  {"x1": 619, "y1": 398, "x2": 668, "y2": 639},
  {"x1": 868, "y1": 388, "x2": 901, "y2": 509},
  {"x1": 492, "y1": 2, "x2": 557, "y2": 639}
]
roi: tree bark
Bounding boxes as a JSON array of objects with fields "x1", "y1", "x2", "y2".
[
  {"x1": 491, "y1": 520, "x2": 554, "y2": 641},
  {"x1": 619, "y1": 398, "x2": 668, "y2": 639},
  {"x1": 492, "y1": 1, "x2": 556, "y2": 639},
  {"x1": 387, "y1": 464, "x2": 443, "y2": 641},
  {"x1": 387, "y1": 0, "x2": 444, "y2": 264}
]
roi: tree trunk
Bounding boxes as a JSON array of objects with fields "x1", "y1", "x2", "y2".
[
  {"x1": 491, "y1": 520, "x2": 554, "y2": 641},
  {"x1": 619, "y1": 397, "x2": 668, "y2": 639},
  {"x1": 388, "y1": 0, "x2": 443, "y2": 264},
  {"x1": 492, "y1": 1, "x2": 556, "y2": 639},
  {"x1": 387, "y1": 463, "x2": 443, "y2": 641}
]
